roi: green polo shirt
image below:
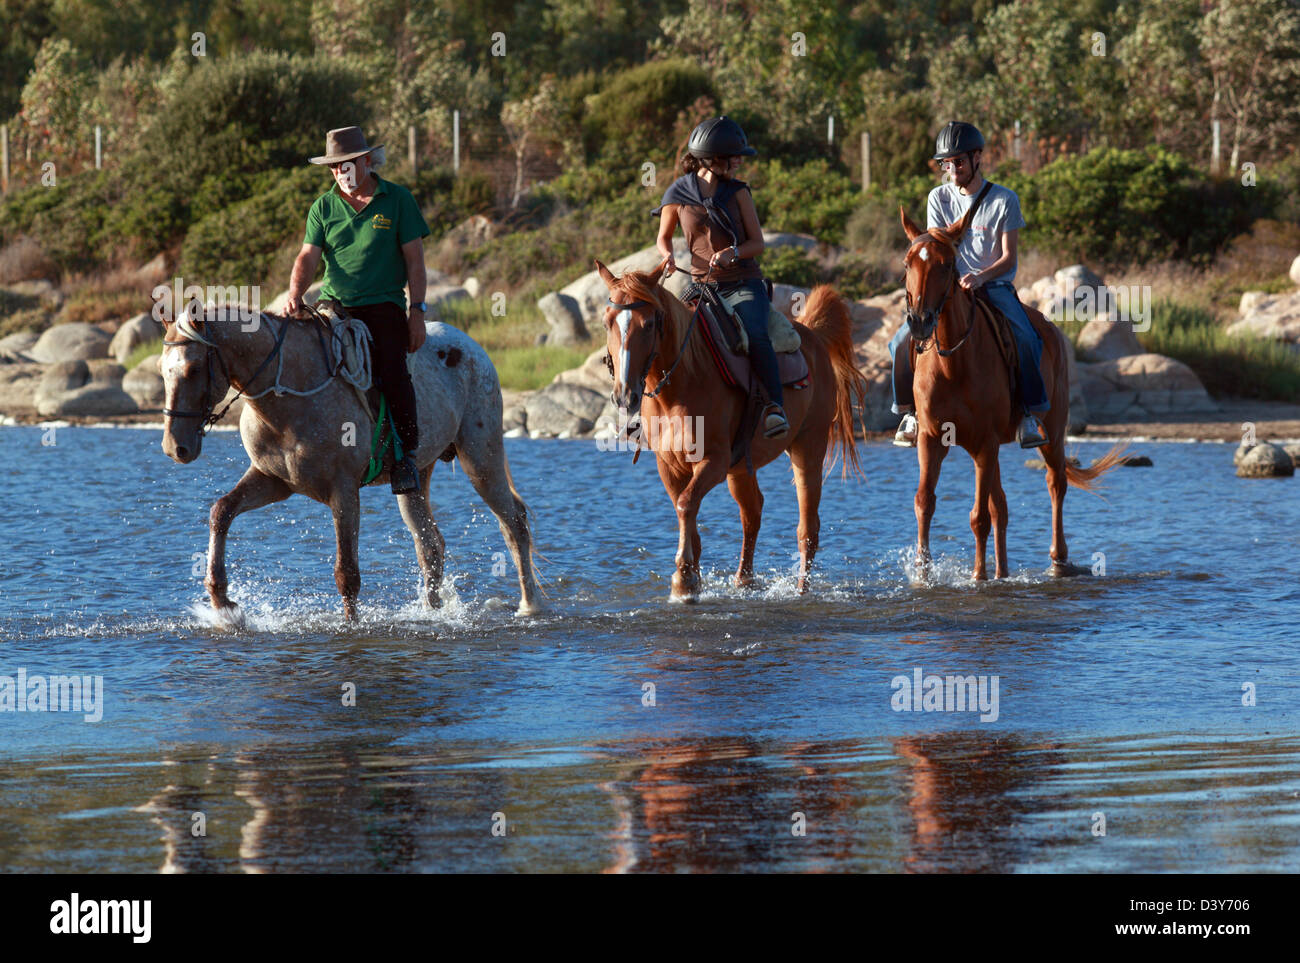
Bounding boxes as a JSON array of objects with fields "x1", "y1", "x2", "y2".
[{"x1": 303, "y1": 174, "x2": 430, "y2": 307}]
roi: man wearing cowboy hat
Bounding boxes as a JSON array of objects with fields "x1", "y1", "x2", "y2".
[{"x1": 285, "y1": 126, "x2": 431, "y2": 494}]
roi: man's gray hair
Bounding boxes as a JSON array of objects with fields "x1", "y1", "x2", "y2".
[{"x1": 368, "y1": 146, "x2": 386, "y2": 168}]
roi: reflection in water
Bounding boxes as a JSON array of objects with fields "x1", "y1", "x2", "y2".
[{"x1": 893, "y1": 733, "x2": 1060, "y2": 873}]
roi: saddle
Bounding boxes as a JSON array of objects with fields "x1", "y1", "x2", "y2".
[
  {"x1": 684, "y1": 284, "x2": 810, "y2": 469},
  {"x1": 972, "y1": 288, "x2": 1020, "y2": 410}
]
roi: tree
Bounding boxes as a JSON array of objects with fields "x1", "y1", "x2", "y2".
[{"x1": 1198, "y1": 0, "x2": 1300, "y2": 173}]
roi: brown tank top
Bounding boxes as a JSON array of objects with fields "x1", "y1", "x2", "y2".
[{"x1": 673, "y1": 178, "x2": 762, "y2": 284}]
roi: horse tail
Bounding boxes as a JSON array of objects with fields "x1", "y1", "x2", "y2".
[
  {"x1": 801, "y1": 285, "x2": 868, "y2": 479},
  {"x1": 1064, "y1": 442, "x2": 1128, "y2": 493}
]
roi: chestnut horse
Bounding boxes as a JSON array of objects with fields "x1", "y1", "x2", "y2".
[
  {"x1": 596, "y1": 258, "x2": 867, "y2": 600},
  {"x1": 899, "y1": 207, "x2": 1124, "y2": 580}
]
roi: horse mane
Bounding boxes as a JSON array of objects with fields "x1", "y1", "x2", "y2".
[{"x1": 610, "y1": 268, "x2": 714, "y2": 387}]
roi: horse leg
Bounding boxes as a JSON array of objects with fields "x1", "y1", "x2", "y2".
[
  {"x1": 789, "y1": 437, "x2": 827, "y2": 595},
  {"x1": 397, "y1": 465, "x2": 445, "y2": 609},
  {"x1": 206, "y1": 467, "x2": 291, "y2": 615},
  {"x1": 914, "y1": 432, "x2": 948, "y2": 578},
  {"x1": 969, "y1": 446, "x2": 999, "y2": 580},
  {"x1": 726, "y1": 471, "x2": 763, "y2": 588},
  {"x1": 455, "y1": 429, "x2": 541, "y2": 615},
  {"x1": 1045, "y1": 440, "x2": 1072, "y2": 576},
  {"x1": 989, "y1": 474, "x2": 1009, "y2": 579},
  {"x1": 330, "y1": 488, "x2": 362, "y2": 620},
  {"x1": 671, "y1": 460, "x2": 726, "y2": 601}
]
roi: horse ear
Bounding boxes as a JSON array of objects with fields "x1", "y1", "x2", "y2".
[
  {"x1": 900, "y1": 206, "x2": 922, "y2": 242},
  {"x1": 654, "y1": 255, "x2": 672, "y2": 281},
  {"x1": 594, "y1": 259, "x2": 617, "y2": 288},
  {"x1": 935, "y1": 206, "x2": 974, "y2": 246}
]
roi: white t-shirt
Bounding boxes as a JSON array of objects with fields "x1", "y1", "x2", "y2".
[{"x1": 926, "y1": 180, "x2": 1026, "y2": 285}]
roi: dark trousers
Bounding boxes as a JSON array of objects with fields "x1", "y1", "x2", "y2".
[{"x1": 346, "y1": 301, "x2": 419, "y2": 455}]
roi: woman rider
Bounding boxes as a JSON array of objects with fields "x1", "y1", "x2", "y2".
[{"x1": 652, "y1": 116, "x2": 789, "y2": 438}]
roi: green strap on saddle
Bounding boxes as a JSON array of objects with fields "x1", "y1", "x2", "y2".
[{"x1": 361, "y1": 393, "x2": 404, "y2": 485}]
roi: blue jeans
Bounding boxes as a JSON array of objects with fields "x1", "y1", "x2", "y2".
[
  {"x1": 888, "y1": 282, "x2": 1048, "y2": 415},
  {"x1": 718, "y1": 278, "x2": 783, "y2": 408}
]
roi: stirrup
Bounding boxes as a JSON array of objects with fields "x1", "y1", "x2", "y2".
[
  {"x1": 1018, "y1": 416, "x2": 1048, "y2": 449},
  {"x1": 763, "y1": 404, "x2": 789, "y2": 439},
  {"x1": 893, "y1": 413, "x2": 918, "y2": 448}
]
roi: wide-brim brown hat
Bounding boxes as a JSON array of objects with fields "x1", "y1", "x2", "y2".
[{"x1": 309, "y1": 126, "x2": 383, "y2": 165}]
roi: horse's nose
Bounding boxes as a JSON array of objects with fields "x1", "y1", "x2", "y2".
[{"x1": 175, "y1": 443, "x2": 190, "y2": 461}]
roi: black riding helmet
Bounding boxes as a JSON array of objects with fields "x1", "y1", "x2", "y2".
[
  {"x1": 933, "y1": 121, "x2": 985, "y2": 160},
  {"x1": 687, "y1": 116, "x2": 757, "y2": 158}
]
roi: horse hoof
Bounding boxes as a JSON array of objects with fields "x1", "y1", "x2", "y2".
[
  {"x1": 734, "y1": 573, "x2": 755, "y2": 589},
  {"x1": 1048, "y1": 560, "x2": 1087, "y2": 577},
  {"x1": 515, "y1": 600, "x2": 543, "y2": 617},
  {"x1": 343, "y1": 601, "x2": 359, "y2": 621},
  {"x1": 212, "y1": 603, "x2": 245, "y2": 629},
  {"x1": 669, "y1": 592, "x2": 699, "y2": 605}
]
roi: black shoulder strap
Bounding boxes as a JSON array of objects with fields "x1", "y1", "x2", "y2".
[{"x1": 966, "y1": 180, "x2": 994, "y2": 223}]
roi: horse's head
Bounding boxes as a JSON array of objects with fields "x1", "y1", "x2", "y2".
[
  {"x1": 900, "y1": 206, "x2": 969, "y2": 342},
  {"x1": 159, "y1": 305, "x2": 230, "y2": 464},
  {"x1": 595, "y1": 257, "x2": 671, "y2": 421}
]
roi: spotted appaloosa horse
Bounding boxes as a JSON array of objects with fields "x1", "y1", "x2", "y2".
[
  {"x1": 899, "y1": 206, "x2": 1125, "y2": 580},
  {"x1": 597, "y1": 257, "x2": 868, "y2": 600},
  {"x1": 160, "y1": 306, "x2": 541, "y2": 620}
]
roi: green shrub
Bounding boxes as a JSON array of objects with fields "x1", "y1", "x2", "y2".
[
  {"x1": 1004, "y1": 146, "x2": 1265, "y2": 267},
  {"x1": 178, "y1": 166, "x2": 324, "y2": 289},
  {"x1": 750, "y1": 158, "x2": 859, "y2": 245},
  {"x1": 1139, "y1": 299, "x2": 1300, "y2": 400},
  {"x1": 761, "y1": 246, "x2": 819, "y2": 288},
  {"x1": 582, "y1": 58, "x2": 716, "y2": 168}
]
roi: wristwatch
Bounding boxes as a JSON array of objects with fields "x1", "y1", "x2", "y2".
[
  {"x1": 412, "y1": 301, "x2": 428, "y2": 312},
  {"x1": 731, "y1": 245, "x2": 740, "y2": 262}
]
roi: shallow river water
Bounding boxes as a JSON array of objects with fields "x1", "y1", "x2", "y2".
[{"x1": 0, "y1": 425, "x2": 1296, "y2": 872}]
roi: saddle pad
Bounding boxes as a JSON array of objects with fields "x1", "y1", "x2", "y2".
[
  {"x1": 693, "y1": 298, "x2": 809, "y2": 390},
  {"x1": 717, "y1": 291, "x2": 803, "y2": 354}
]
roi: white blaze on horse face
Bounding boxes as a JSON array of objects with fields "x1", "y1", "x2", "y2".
[
  {"x1": 917, "y1": 246, "x2": 929, "y2": 262},
  {"x1": 615, "y1": 308, "x2": 633, "y2": 389}
]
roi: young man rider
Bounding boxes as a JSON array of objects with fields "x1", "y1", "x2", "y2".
[{"x1": 890, "y1": 121, "x2": 1049, "y2": 449}]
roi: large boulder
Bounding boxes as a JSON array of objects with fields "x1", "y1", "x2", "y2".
[
  {"x1": 0, "y1": 362, "x2": 44, "y2": 417},
  {"x1": 553, "y1": 347, "x2": 613, "y2": 396},
  {"x1": 1226, "y1": 289, "x2": 1300, "y2": 344},
  {"x1": 122, "y1": 354, "x2": 165, "y2": 409},
  {"x1": 523, "y1": 381, "x2": 606, "y2": 438},
  {"x1": 431, "y1": 214, "x2": 496, "y2": 264},
  {"x1": 34, "y1": 359, "x2": 138, "y2": 417},
  {"x1": 1075, "y1": 312, "x2": 1144, "y2": 361},
  {"x1": 0, "y1": 332, "x2": 39, "y2": 363},
  {"x1": 28, "y1": 323, "x2": 112, "y2": 364},
  {"x1": 537, "y1": 292, "x2": 589, "y2": 346},
  {"x1": 1077, "y1": 353, "x2": 1218, "y2": 419},
  {"x1": 1236, "y1": 442, "x2": 1295, "y2": 478},
  {"x1": 109, "y1": 312, "x2": 165, "y2": 365},
  {"x1": 1290, "y1": 253, "x2": 1300, "y2": 287}
]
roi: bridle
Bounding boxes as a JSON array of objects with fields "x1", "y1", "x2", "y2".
[
  {"x1": 604, "y1": 266, "x2": 712, "y2": 402},
  {"x1": 904, "y1": 234, "x2": 974, "y2": 358},
  {"x1": 161, "y1": 309, "x2": 293, "y2": 435}
]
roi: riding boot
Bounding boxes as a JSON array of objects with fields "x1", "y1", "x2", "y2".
[{"x1": 391, "y1": 449, "x2": 419, "y2": 494}]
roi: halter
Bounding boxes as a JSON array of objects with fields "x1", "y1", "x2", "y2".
[
  {"x1": 604, "y1": 266, "x2": 713, "y2": 402},
  {"x1": 161, "y1": 309, "x2": 293, "y2": 435},
  {"x1": 904, "y1": 233, "x2": 975, "y2": 358}
]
